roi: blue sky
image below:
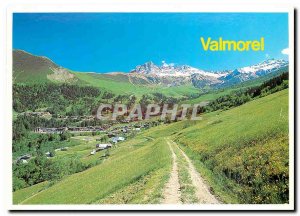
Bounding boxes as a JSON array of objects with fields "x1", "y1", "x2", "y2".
[{"x1": 13, "y1": 13, "x2": 289, "y2": 72}]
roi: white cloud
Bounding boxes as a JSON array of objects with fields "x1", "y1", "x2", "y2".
[
  {"x1": 281, "y1": 48, "x2": 289, "y2": 55},
  {"x1": 265, "y1": 53, "x2": 270, "y2": 58},
  {"x1": 161, "y1": 60, "x2": 168, "y2": 67},
  {"x1": 161, "y1": 61, "x2": 175, "y2": 67}
]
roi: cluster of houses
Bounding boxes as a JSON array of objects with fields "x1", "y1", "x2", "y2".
[
  {"x1": 33, "y1": 114, "x2": 160, "y2": 135},
  {"x1": 22, "y1": 111, "x2": 52, "y2": 119},
  {"x1": 28, "y1": 120, "x2": 161, "y2": 160},
  {"x1": 34, "y1": 122, "x2": 153, "y2": 135},
  {"x1": 88, "y1": 122, "x2": 158, "y2": 156},
  {"x1": 107, "y1": 122, "x2": 153, "y2": 135},
  {"x1": 56, "y1": 115, "x2": 95, "y2": 121},
  {"x1": 15, "y1": 147, "x2": 70, "y2": 164},
  {"x1": 91, "y1": 136, "x2": 126, "y2": 155},
  {"x1": 15, "y1": 120, "x2": 162, "y2": 166},
  {"x1": 34, "y1": 126, "x2": 105, "y2": 134}
]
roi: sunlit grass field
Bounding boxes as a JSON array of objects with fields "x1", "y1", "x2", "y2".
[
  {"x1": 175, "y1": 89, "x2": 289, "y2": 203},
  {"x1": 13, "y1": 89, "x2": 289, "y2": 204},
  {"x1": 75, "y1": 72, "x2": 200, "y2": 98},
  {"x1": 13, "y1": 181, "x2": 50, "y2": 204},
  {"x1": 142, "y1": 89, "x2": 289, "y2": 203},
  {"x1": 15, "y1": 136, "x2": 171, "y2": 204}
]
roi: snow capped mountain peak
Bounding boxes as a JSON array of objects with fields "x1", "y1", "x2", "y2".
[
  {"x1": 219, "y1": 59, "x2": 288, "y2": 86},
  {"x1": 131, "y1": 61, "x2": 161, "y2": 75},
  {"x1": 130, "y1": 61, "x2": 223, "y2": 78},
  {"x1": 130, "y1": 59, "x2": 288, "y2": 88},
  {"x1": 237, "y1": 59, "x2": 288, "y2": 74}
]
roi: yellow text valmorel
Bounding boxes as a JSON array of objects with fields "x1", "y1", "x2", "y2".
[{"x1": 200, "y1": 37, "x2": 264, "y2": 51}]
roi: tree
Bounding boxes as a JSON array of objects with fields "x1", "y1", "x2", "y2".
[
  {"x1": 13, "y1": 176, "x2": 27, "y2": 191},
  {"x1": 101, "y1": 135, "x2": 109, "y2": 143},
  {"x1": 60, "y1": 131, "x2": 71, "y2": 141}
]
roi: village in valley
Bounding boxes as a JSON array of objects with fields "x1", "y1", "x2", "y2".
[
  {"x1": 12, "y1": 13, "x2": 290, "y2": 205},
  {"x1": 15, "y1": 111, "x2": 162, "y2": 165}
]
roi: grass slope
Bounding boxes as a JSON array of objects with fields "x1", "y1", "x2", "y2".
[
  {"x1": 144, "y1": 89, "x2": 289, "y2": 203},
  {"x1": 13, "y1": 50, "x2": 77, "y2": 84},
  {"x1": 14, "y1": 89, "x2": 289, "y2": 204},
  {"x1": 180, "y1": 89, "x2": 289, "y2": 203},
  {"x1": 13, "y1": 181, "x2": 50, "y2": 204},
  {"x1": 17, "y1": 137, "x2": 171, "y2": 204},
  {"x1": 74, "y1": 71, "x2": 200, "y2": 97},
  {"x1": 13, "y1": 50, "x2": 57, "y2": 84}
]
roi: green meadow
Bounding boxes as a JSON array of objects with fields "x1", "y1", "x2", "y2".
[
  {"x1": 175, "y1": 89, "x2": 289, "y2": 203},
  {"x1": 15, "y1": 137, "x2": 171, "y2": 204},
  {"x1": 14, "y1": 89, "x2": 289, "y2": 204},
  {"x1": 74, "y1": 72, "x2": 200, "y2": 98}
]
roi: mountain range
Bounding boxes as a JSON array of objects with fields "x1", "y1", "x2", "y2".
[
  {"x1": 129, "y1": 59, "x2": 288, "y2": 88},
  {"x1": 13, "y1": 49, "x2": 288, "y2": 91}
]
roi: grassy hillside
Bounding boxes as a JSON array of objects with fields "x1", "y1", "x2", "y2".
[
  {"x1": 14, "y1": 89, "x2": 289, "y2": 204},
  {"x1": 13, "y1": 50, "x2": 77, "y2": 84},
  {"x1": 15, "y1": 136, "x2": 171, "y2": 204},
  {"x1": 144, "y1": 89, "x2": 289, "y2": 203},
  {"x1": 13, "y1": 50, "x2": 57, "y2": 83},
  {"x1": 74, "y1": 71, "x2": 200, "y2": 97},
  {"x1": 13, "y1": 181, "x2": 50, "y2": 204}
]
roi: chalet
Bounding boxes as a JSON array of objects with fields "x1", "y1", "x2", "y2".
[
  {"x1": 111, "y1": 136, "x2": 125, "y2": 143},
  {"x1": 45, "y1": 152, "x2": 54, "y2": 157},
  {"x1": 16, "y1": 154, "x2": 31, "y2": 164},
  {"x1": 111, "y1": 137, "x2": 118, "y2": 143},
  {"x1": 95, "y1": 143, "x2": 112, "y2": 150},
  {"x1": 118, "y1": 136, "x2": 125, "y2": 141},
  {"x1": 18, "y1": 154, "x2": 31, "y2": 161}
]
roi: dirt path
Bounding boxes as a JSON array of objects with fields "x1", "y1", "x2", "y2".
[
  {"x1": 163, "y1": 138, "x2": 219, "y2": 204},
  {"x1": 162, "y1": 141, "x2": 181, "y2": 204},
  {"x1": 176, "y1": 143, "x2": 219, "y2": 204}
]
